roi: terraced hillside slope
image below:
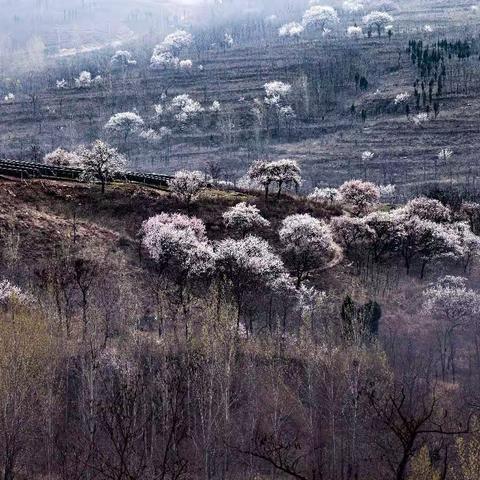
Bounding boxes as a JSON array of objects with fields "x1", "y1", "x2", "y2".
[{"x1": 2, "y1": 0, "x2": 480, "y2": 194}]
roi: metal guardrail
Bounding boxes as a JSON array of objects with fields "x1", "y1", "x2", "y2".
[{"x1": 0, "y1": 160, "x2": 173, "y2": 188}]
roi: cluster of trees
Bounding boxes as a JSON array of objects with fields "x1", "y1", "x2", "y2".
[
  {"x1": 408, "y1": 38, "x2": 480, "y2": 99},
  {"x1": 1, "y1": 163, "x2": 480, "y2": 479},
  {"x1": 150, "y1": 30, "x2": 195, "y2": 71},
  {"x1": 327, "y1": 188, "x2": 480, "y2": 277},
  {"x1": 278, "y1": 3, "x2": 395, "y2": 40}
]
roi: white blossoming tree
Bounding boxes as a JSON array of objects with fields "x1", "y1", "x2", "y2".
[
  {"x1": 308, "y1": 187, "x2": 339, "y2": 203},
  {"x1": 142, "y1": 213, "x2": 214, "y2": 277},
  {"x1": 331, "y1": 216, "x2": 375, "y2": 260},
  {"x1": 263, "y1": 81, "x2": 295, "y2": 134},
  {"x1": 302, "y1": 5, "x2": 339, "y2": 32},
  {"x1": 438, "y1": 148, "x2": 454, "y2": 183},
  {"x1": 141, "y1": 213, "x2": 215, "y2": 337},
  {"x1": 77, "y1": 140, "x2": 127, "y2": 193},
  {"x1": 43, "y1": 148, "x2": 81, "y2": 167},
  {"x1": 223, "y1": 202, "x2": 270, "y2": 237},
  {"x1": 110, "y1": 50, "x2": 137, "y2": 69},
  {"x1": 378, "y1": 184, "x2": 396, "y2": 201},
  {"x1": 423, "y1": 276, "x2": 480, "y2": 380},
  {"x1": 221, "y1": 33, "x2": 234, "y2": 50},
  {"x1": 362, "y1": 11, "x2": 394, "y2": 36},
  {"x1": 150, "y1": 50, "x2": 179, "y2": 69},
  {"x1": 452, "y1": 221, "x2": 480, "y2": 271},
  {"x1": 0, "y1": 279, "x2": 30, "y2": 307},
  {"x1": 104, "y1": 112, "x2": 144, "y2": 144},
  {"x1": 178, "y1": 59, "x2": 193, "y2": 70},
  {"x1": 347, "y1": 25, "x2": 363, "y2": 38},
  {"x1": 247, "y1": 159, "x2": 301, "y2": 199},
  {"x1": 216, "y1": 235, "x2": 287, "y2": 328},
  {"x1": 343, "y1": 0, "x2": 364, "y2": 13},
  {"x1": 279, "y1": 22, "x2": 305, "y2": 38},
  {"x1": 338, "y1": 180, "x2": 381, "y2": 216},
  {"x1": 75, "y1": 71, "x2": 92, "y2": 88},
  {"x1": 56, "y1": 79, "x2": 68, "y2": 89},
  {"x1": 412, "y1": 112, "x2": 429, "y2": 127},
  {"x1": 247, "y1": 161, "x2": 273, "y2": 199},
  {"x1": 392, "y1": 211, "x2": 463, "y2": 277},
  {"x1": 264, "y1": 81, "x2": 292, "y2": 106},
  {"x1": 161, "y1": 30, "x2": 193, "y2": 55},
  {"x1": 401, "y1": 197, "x2": 452, "y2": 223},
  {"x1": 273, "y1": 159, "x2": 302, "y2": 198},
  {"x1": 279, "y1": 213, "x2": 339, "y2": 286},
  {"x1": 168, "y1": 170, "x2": 205, "y2": 211},
  {"x1": 150, "y1": 30, "x2": 193, "y2": 69},
  {"x1": 364, "y1": 210, "x2": 403, "y2": 262},
  {"x1": 394, "y1": 92, "x2": 410, "y2": 105},
  {"x1": 167, "y1": 94, "x2": 204, "y2": 125}
]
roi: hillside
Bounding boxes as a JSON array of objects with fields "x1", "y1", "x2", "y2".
[
  {"x1": 0, "y1": 170, "x2": 479, "y2": 479},
  {"x1": 2, "y1": 0, "x2": 480, "y2": 194},
  {"x1": 2, "y1": 1, "x2": 480, "y2": 479}
]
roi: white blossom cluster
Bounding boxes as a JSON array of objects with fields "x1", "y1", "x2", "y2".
[
  {"x1": 361, "y1": 150, "x2": 375, "y2": 162},
  {"x1": 280, "y1": 214, "x2": 338, "y2": 284},
  {"x1": 394, "y1": 92, "x2": 410, "y2": 104},
  {"x1": 167, "y1": 94, "x2": 205, "y2": 123},
  {"x1": 308, "y1": 187, "x2": 339, "y2": 202},
  {"x1": 139, "y1": 126, "x2": 172, "y2": 143},
  {"x1": 74, "y1": 71, "x2": 103, "y2": 89},
  {"x1": 104, "y1": 112, "x2": 145, "y2": 139},
  {"x1": 331, "y1": 215, "x2": 376, "y2": 252},
  {"x1": 56, "y1": 79, "x2": 68, "y2": 89},
  {"x1": 438, "y1": 148, "x2": 453, "y2": 162},
  {"x1": 412, "y1": 112, "x2": 429, "y2": 126},
  {"x1": 110, "y1": 50, "x2": 137, "y2": 69},
  {"x1": 150, "y1": 30, "x2": 193, "y2": 70},
  {"x1": 378, "y1": 184, "x2": 396, "y2": 199},
  {"x1": 223, "y1": 202, "x2": 270, "y2": 236},
  {"x1": 423, "y1": 276, "x2": 480, "y2": 321},
  {"x1": 168, "y1": 170, "x2": 205, "y2": 206},
  {"x1": 258, "y1": 81, "x2": 296, "y2": 124},
  {"x1": 302, "y1": 5, "x2": 339, "y2": 30},
  {"x1": 338, "y1": 179, "x2": 381, "y2": 216},
  {"x1": 279, "y1": 22, "x2": 305, "y2": 38},
  {"x1": 264, "y1": 81, "x2": 292, "y2": 104},
  {"x1": 343, "y1": 0, "x2": 364, "y2": 12},
  {"x1": 329, "y1": 194, "x2": 480, "y2": 275},
  {"x1": 210, "y1": 100, "x2": 222, "y2": 113},
  {"x1": 216, "y1": 235, "x2": 287, "y2": 290},
  {"x1": 142, "y1": 213, "x2": 215, "y2": 278},
  {"x1": 248, "y1": 159, "x2": 301, "y2": 196},
  {"x1": 223, "y1": 33, "x2": 234, "y2": 48},
  {"x1": 400, "y1": 197, "x2": 452, "y2": 223},
  {"x1": 77, "y1": 140, "x2": 127, "y2": 184},
  {"x1": 278, "y1": 4, "x2": 339, "y2": 40},
  {"x1": 362, "y1": 11, "x2": 394, "y2": 35},
  {"x1": 44, "y1": 148, "x2": 82, "y2": 167},
  {"x1": 0, "y1": 279, "x2": 30, "y2": 306},
  {"x1": 347, "y1": 25, "x2": 363, "y2": 38}
]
